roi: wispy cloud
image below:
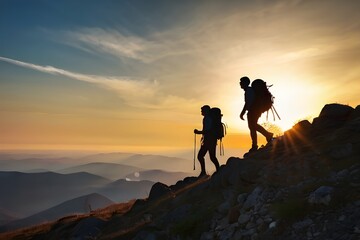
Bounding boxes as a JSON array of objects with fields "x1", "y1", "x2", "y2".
[
  {"x1": 0, "y1": 56, "x2": 197, "y2": 109},
  {"x1": 63, "y1": 28, "x2": 154, "y2": 62},
  {"x1": 60, "y1": 28, "x2": 191, "y2": 63}
]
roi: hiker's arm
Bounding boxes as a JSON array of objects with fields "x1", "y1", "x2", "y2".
[
  {"x1": 194, "y1": 129, "x2": 202, "y2": 134},
  {"x1": 240, "y1": 88, "x2": 252, "y2": 120},
  {"x1": 240, "y1": 104, "x2": 246, "y2": 120},
  {"x1": 194, "y1": 117, "x2": 211, "y2": 134}
]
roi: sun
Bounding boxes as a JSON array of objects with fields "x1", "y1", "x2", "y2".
[{"x1": 261, "y1": 74, "x2": 324, "y2": 132}]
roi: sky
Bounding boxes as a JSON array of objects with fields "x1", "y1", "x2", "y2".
[{"x1": 0, "y1": 0, "x2": 359, "y2": 154}]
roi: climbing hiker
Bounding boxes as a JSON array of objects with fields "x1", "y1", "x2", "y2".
[
  {"x1": 194, "y1": 105, "x2": 220, "y2": 177},
  {"x1": 239, "y1": 76, "x2": 274, "y2": 154}
]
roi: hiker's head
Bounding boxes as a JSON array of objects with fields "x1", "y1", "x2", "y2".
[
  {"x1": 240, "y1": 76, "x2": 250, "y2": 89},
  {"x1": 201, "y1": 105, "x2": 211, "y2": 116}
]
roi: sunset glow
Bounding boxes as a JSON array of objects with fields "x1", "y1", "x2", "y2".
[{"x1": 1, "y1": 1, "x2": 359, "y2": 155}]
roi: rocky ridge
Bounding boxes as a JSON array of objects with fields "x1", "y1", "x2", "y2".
[{"x1": 1, "y1": 103, "x2": 359, "y2": 240}]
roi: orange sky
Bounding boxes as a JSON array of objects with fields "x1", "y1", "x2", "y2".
[{"x1": 0, "y1": 1, "x2": 359, "y2": 155}]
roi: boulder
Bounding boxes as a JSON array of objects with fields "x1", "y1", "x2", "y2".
[
  {"x1": 243, "y1": 186, "x2": 263, "y2": 210},
  {"x1": 223, "y1": 158, "x2": 260, "y2": 186},
  {"x1": 237, "y1": 193, "x2": 248, "y2": 205},
  {"x1": 238, "y1": 213, "x2": 251, "y2": 225},
  {"x1": 148, "y1": 182, "x2": 174, "y2": 202},
  {"x1": 293, "y1": 120, "x2": 312, "y2": 134},
  {"x1": 308, "y1": 186, "x2": 334, "y2": 205},
  {"x1": 312, "y1": 104, "x2": 354, "y2": 133},
  {"x1": 170, "y1": 176, "x2": 198, "y2": 192},
  {"x1": 318, "y1": 103, "x2": 354, "y2": 119},
  {"x1": 284, "y1": 120, "x2": 312, "y2": 144}
]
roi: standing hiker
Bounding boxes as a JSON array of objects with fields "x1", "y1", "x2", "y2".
[
  {"x1": 239, "y1": 76, "x2": 274, "y2": 153},
  {"x1": 194, "y1": 105, "x2": 220, "y2": 177}
]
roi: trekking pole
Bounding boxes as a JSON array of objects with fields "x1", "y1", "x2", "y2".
[
  {"x1": 219, "y1": 139, "x2": 224, "y2": 156},
  {"x1": 272, "y1": 105, "x2": 281, "y2": 120},
  {"x1": 193, "y1": 133, "x2": 196, "y2": 170},
  {"x1": 270, "y1": 106, "x2": 275, "y2": 121}
]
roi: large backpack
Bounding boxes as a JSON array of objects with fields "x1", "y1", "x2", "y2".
[
  {"x1": 209, "y1": 107, "x2": 227, "y2": 155},
  {"x1": 209, "y1": 107, "x2": 226, "y2": 139},
  {"x1": 251, "y1": 79, "x2": 281, "y2": 121},
  {"x1": 251, "y1": 79, "x2": 274, "y2": 114}
]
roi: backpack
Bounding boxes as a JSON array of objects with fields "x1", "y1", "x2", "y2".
[
  {"x1": 251, "y1": 79, "x2": 274, "y2": 114},
  {"x1": 209, "y1": 107, "x2": 226, "y2": 139},
  {"x1": 251, "y1": 79, "x2": 281, "y2": 120},
  {"x1": 209, "y1": 107, "x2": 227, "y2": 155}
]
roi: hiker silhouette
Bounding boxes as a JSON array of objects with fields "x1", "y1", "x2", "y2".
[
  {"x1": 239, "y1": 76, "x2": 274, "y2": 154},
  {"x1": 194, "y1": 105, "x2": 220, "y2": 177}
]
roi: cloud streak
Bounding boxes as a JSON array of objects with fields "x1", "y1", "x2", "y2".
[
  {"x1": 0, "y1": 56, "x2": 199, "y2": 111},
  {"x1": 0, "y1": 56, "x2": 197, "y2": 109},
  {"x1": 60, "y1": 28, "x2": 192, "y2": 63}
]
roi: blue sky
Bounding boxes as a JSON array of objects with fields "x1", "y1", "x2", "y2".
[{"x1": 1, "y1": 0, "x2": 360, "y2": 153}]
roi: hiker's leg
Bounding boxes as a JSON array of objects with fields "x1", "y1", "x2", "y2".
[
  {"x1": 208, "y1": 139, "x2": 220, "y2": 171},
  {"x1": 256, "y1": 124, "x2": 271, "y2": 137},
  {"x1": 197, "y1": 145, "x2": 207, "y2": 173},
  {"x1": 247, "y1": 112, "x2": 258, "y2": 148},
  {"x1": 255, "y1": 120, "x2": 273, "y2": 142},
  {"x1": 249, "y1": 110, "x2": 273, "y2": 143}
]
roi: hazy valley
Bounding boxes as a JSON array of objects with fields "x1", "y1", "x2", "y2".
[{"x1": 0, "y1": 152, "x2": 194, "y2": 232}]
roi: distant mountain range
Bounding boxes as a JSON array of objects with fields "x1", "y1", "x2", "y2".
[
  {"x1": 97, "y1": 179, "x2": 154, "y2": 203},
  {"x1": 58, "y1": 162, "x2": 144, "y2": 180},
  {"x1": 0, "y1": 170, "x2": 155, "y2": 231},
  {"x1": 74, "y1": 153, "x2": 192, "y2": 173},
  {"x1": 78, "y1": 152, "x2": 135, "y2": 163},
  {"x1": 125, "y1": 169, "x2": 192, "y2": 185},
  {"x1": 0, "y1": 152, "x2": 192, "y2": 173},
  {"x1": 58, "y1": 162, "x2": 192, "y2": 185},
  {"x1": 0, "y1": 171, "x2": 110, "y2": 217},
  {"x1": 116, "y1": 154, "x2": 193, "y2": 173},
  {"x1": 0, "y1": 152, "x2": 196, "y2": 231},
  {"x1": 0, "y1": 157, "x2": 74, "y2": 172},
  {"x1": 0, "y1": 193, "x2": 114, "y2": 232}
]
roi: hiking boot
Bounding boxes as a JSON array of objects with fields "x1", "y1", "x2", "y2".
[
  {"x1": 198, "y1": 171, "x2": 208, "y2": 178},
  {"x1": 266, "y1": 133, "x2": 274, "y2": 143},
  {"x1": 249, "y1": 145, "x2": 258, "y2": 152}
]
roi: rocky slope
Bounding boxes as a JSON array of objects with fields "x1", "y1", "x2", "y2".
[{"x1": 1, "y1": 103, "x2": 359, "y2": 240}]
